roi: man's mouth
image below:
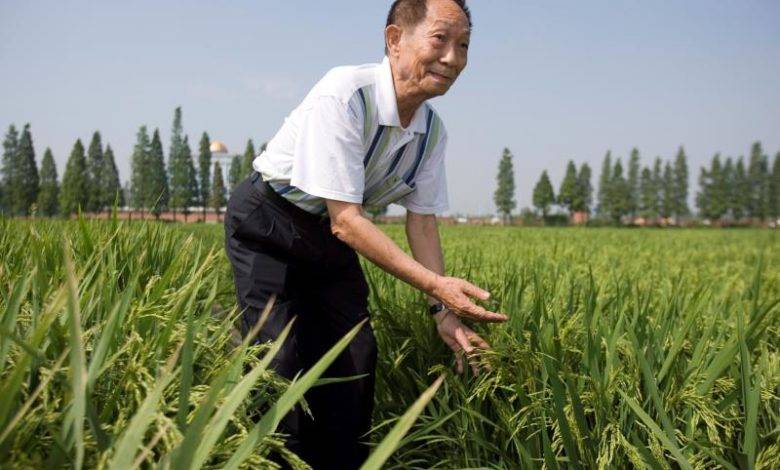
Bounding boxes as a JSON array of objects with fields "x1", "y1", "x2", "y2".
[{"x1": 428, "y1": 71, "x2": 453, "y2": 82}]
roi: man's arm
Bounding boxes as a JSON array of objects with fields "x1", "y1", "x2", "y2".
[
  {"x1": 326, "y1": 199, "x2": 507, "y2": 323},
  {"x1": 404, "y1": 211, "x2": 446, "y2": 306}
]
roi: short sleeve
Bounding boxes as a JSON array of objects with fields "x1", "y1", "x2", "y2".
[
  {"x1": 289, "y1": 95, "x2": 365, "y2": 203},
  {"x1": 397, "y1": 132, "x2": 449, "y2": 214}
]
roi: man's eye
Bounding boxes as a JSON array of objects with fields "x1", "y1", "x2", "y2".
[
  {"x1": 434, "y1": 34, "x2": 446, "y2": 41},
  {"x1": 461, "y1": 43, "x2": 469, "y2": 50}
]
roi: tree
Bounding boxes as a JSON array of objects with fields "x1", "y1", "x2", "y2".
[
  {"x1": 652, "y1": 157, "x2": 663, "y2": 216},
  {"x1": 627, "y1": 148, "x2": 641, "y2": 219},
  {"x1": 198, "y1": 132, "x2": 212, "y2": 220},
  {"x1": 746, "y1": 141, "x2": 770, "y2": 221},
  {"x1": 209, "y1": 161, "x2": 227, "y2": 216},
  {"x1": 493, "y1": 147, "x2": 516, "y2": 223},
  {"x1": 660, "y1": 161, "x2": 675, "y2": 220},
  {"x1": 573, "y1": 163, "x2": 593, "y2": 214},
  {"x1": 696, "y1": 154, "x2": 727, "y2": 222},
  {"x1": 607, "y1": 158, "x2": 630, "y2": 224},
  {"x1": 770, "y1": 152, "x2": 780, "y2": 221},
  {"x1": 532, "y1": 170, "x2": 555, "y2": 218},
  {"x1": 130, "y1": 126, "x2": 151, "y2": 213},
  {"x1": 13, "y1": 124, "x2": 39, "y2": 215},
  {"x1": 86, "y1": 131, "x2": 104, "y2": 212},
  {"x1": 228, "y1": 156, "x2": 242, "y2": 192},
  {"x1": 596, "y1": 150, "x2": 612, "y2": 218},
  {"x1": 37, "y1": 148, "x2": 59, "y2": 216},
  {"x1": 639, "y1": 167, "x2": 657, "y2": 220},
  {"x1": 102, "y1": 144, "x2": 123, "y2": 209},
  {"x1": 731, "y1": 157, "x2": 749, "y2": 222},
  {"x1": 147, "y1": 129, "x2": 169, "y2": 217},
  {"x1": 60, "y1": 139, "x2": 89, "y2": 216},
  {"x1": 168, "y1": 107, "x2": 198, "y2": 220},
  {"x1": 672, "y1": 146, "x2": 689, "y2": 221},
  {"x1": 241, "y1": 139, "x2": 256, "y2": 178},
  {"x1": 556, "y1": 160, "x2": 578, "y2": 216},
  {"x1": 1, "y1": 124, "x2": 19, "y2": 214}
]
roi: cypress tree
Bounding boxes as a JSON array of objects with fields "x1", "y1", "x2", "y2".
[
  {"x1": 770, "y1": 151, "x2": 780, "y2": 221},
  {"x1": 241, "y1": 139, "x2": 256, "y2": 178},
  {"x1": 228, "y1": 155, "x2": 242, "y2": 192},
  {"x1": 210, "y1": 161, "x2": 227, "y2": 216},
  {"x1": 596, "y1": 150, "x2": 612, "y2": 218},
  {"x1": 672, "y1": 146, "x2": 689, "y2": 220},
  {"x1": 627, "y1": 147, "x2": 640, "y2": 218},
  {"x1": 532, "y1": 170, "x2": 555, "y2": 218},
  {"x1": 60, "y1": 139, "x2": 89, "y2": 216},
  {"x1": 574, "y1": 163, "x2": 592, "y2": 214},
  {"x1": 607, "y1": 159, "x2": 630, "y2": 224},
  {"x1": 198, "y1": 132, "x2": 212, "y2": 219},
  {"x1": 86, "y1": 131, "x2": 104, "y2": 212},
  {"x1": 493, "y1": 147, "x2": 516, "y2": 223},
  {"x1": 14, "y1": 124, "x2": 39, "y2": 215},
  {"x1": 1, "y1": 124, "x2": 19, "y2": 214},
  {"x1": 37, "y1": 148, "x2": 59, "y2": 216},
  {"x1": 731, "y1": 157, "x2": 749, "y2": 222},
  {"x1": 639, "y1": 167, "x2": 657, "y2": 220},
  {"x1": 696, "y1": 163, "x2": 712, "y2": 221},
  {"x1": 660, "y1": 161, "x2": 675, "y2": 220},
  {"x1": 746, "y1": 142, "x2": 769, "y2": 220},
  {"x1": 557, "y1": 160, "x2": 578, "y2": 216},
  {"x1": 130, "y1": 126, "x2": 151, "y2": 212},
  {"x1": 102, "y1": 144, "x2": 123, "y2": 209},
  {"x1": 722, "y1": 157, "x2": 734, "y2": 220},
  {"x1": 652, "y1": 157, "x2": 663, "y2": 217},
  {"x1": 182, "y1": 135, "x2": 199, "y2": 221},
  {"x1": 148, "y1": 129, "x2": 169, "y2": 217}
]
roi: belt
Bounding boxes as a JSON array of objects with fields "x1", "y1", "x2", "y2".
[{"x1": 250, "y1": 171, "x2": 331, "y2": 229}]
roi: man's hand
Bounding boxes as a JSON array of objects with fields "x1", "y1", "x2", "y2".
[
  {"x1": 433, "y1": 310, "x2": 492, "y2": 375},
  {"x1": 430, "y1": 276, "x2": 508, "y2": 323}
]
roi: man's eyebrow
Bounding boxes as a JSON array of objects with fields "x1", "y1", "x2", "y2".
[{"x1": 429, "y1": 19, "x2": 472, "y2": 33}]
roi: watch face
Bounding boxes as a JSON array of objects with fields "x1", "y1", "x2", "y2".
[{"x1": 429, "y1": 303, "x2": 445, "y2": 315}]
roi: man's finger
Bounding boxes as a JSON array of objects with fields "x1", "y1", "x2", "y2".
[
  {"x1": 469, "y1": 332, "x2": 491, "y2": 350},
  {"x1": 461, "y1": 303, "x2": 508, "y2": 323},
  {"x1": 455, "y1": 351, "x2": 464, "y2": 374},
  {"x1": 455, "y1": 328, "x2": 474, "y2": 355},
  {"x1": 461, "y1": 281, "x2": 490, "y2": 301}
]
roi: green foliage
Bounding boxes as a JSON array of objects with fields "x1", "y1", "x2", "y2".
[
  {"x1": 606, "y1": 158, "x2": 630, "y2": 223},
  {"x1": 37, "y1": 148, "x2": 59, "y2": 216},
  {"x1": 130, "y1": 126, "x2": 151, "y2": 211},
  {"x1": 770, "y1": 152, "x2": 780, "y2": 219},
  {"x1": 557, "y1": 160, "x2": 577, "y2": 215},
  {"x1": 732, "y1": 157, "x2": 749, "y2": 221},
  {"x1": 696, "y1": 154, "x2": 729, "y2": 222},
  {"x1": 0, "y1": 124, "x2": 19, "y2": 214},
  {"x1": 168, "y1": 107, "x2": 198, "y2": 216},
  {"x1": 86, "y1": 131, "x2": 104, "y2": 212},
  {"x1": 241, "y1": 139, "x2": 256, "y2": 179},
  {"x1": 60, "y1": 139, "x2": 89, "y2": 216},
  {"x1": 597, "y1": 150, "x2": 612, "y2": 218},
  {"x1": 8, "y1": 124, "x2": 39, "y2": 216},
  {"x1": 639, "y1": 166, "x2": 658, "y2": 219},
  {"x1": 672, "y1": 146, "x2": 690, "y2": 219},
  {"x1": 660, "y1": 161, "x2": 675, "y2": 219},
  {"x1": 147, "y1": 129, "x2": 170, "y2": 216},
  {"x1": 209, "y1": 161, "x2": 226, "y2": 214},
  {"x1": 746, "y1": 142, "x2": 770, "y2": 220},
  {"x1": 229, "y1": 155, "x2": 242, "y2": 192},
  {"x1": 627, "y1": 147, "x2": 640, "y2": 217},
  {"x1": 101, "y1": 144, "x2": 123, "y2": 209},
  {"x1": 532, "y1": 170, "x2": 555, "y2": 217},
  {"x1": 573, "y1": 162, "x2": 593, "y2": 214},
  {"x1": 493, "y1": 147, "x2": 516, "y2": 222},
  {"x1": 198, "y1": 132, "x2": 211, "y2": 211}
]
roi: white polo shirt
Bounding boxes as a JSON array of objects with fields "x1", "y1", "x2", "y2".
[{"x1": 254, "y1": 56, "x2": 449, "y2": 216}]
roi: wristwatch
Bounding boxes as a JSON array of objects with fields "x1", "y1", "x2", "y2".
[{"x1": 428, "y1": 302, "x2": 446, "y2": 316}]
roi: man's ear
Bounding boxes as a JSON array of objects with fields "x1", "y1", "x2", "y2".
[{"x1": 385, "y1": 24, "x2": 402, "y2": 57}]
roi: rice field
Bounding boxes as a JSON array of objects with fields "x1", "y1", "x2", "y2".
[{"x1": 1, "y1": 217, "x2": 778, "y2": 469}]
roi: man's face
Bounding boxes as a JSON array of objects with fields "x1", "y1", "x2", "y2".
[{"x1": 392, "y1": 0, "x2": 471, "y2": 98}]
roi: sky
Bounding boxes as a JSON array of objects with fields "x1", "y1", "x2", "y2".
[{"x1": 1, "y1": 0, "x2": 779, "y2": 216}]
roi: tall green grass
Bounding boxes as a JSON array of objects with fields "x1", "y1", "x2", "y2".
[{"x1": 0, "y1": 217, "x2": 440, "y2": 469}]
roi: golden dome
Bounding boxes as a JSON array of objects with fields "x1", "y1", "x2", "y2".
[{"x1": 210, "y1": 140, "x2": 228, "y2": 153}]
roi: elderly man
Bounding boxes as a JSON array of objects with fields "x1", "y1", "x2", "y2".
[{"x1": 224, "y1": 0, "x2": 506, "y2": 468}]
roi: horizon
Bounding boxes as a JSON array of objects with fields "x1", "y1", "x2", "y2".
[{"x1": 1, "y1": 0, "x2": 779, "y2": 215}]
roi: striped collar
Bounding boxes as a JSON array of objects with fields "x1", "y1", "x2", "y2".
[{"x1": 375, "y1": 56, "x2": 429, "y2": 134}]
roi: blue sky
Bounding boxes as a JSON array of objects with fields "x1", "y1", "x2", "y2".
[{"x1": 1, "y1": 0, "x2": 778, "y2": 215}]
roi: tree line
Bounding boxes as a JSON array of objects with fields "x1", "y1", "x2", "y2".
[
  {"x1": 495, "y1": 143, "x2": 780, "y2": 225},
  {"x1": 0, "y1": 107, "x2": 264, "y2": 219}
]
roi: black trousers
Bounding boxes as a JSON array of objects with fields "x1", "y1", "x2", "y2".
[{"x1": 224, "y1": 172, "x2": 378, "y2": 470}]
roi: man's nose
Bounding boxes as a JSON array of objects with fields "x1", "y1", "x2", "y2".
[{"x1": 440, "y1": 43, "x2": 466, "y2": 71}]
